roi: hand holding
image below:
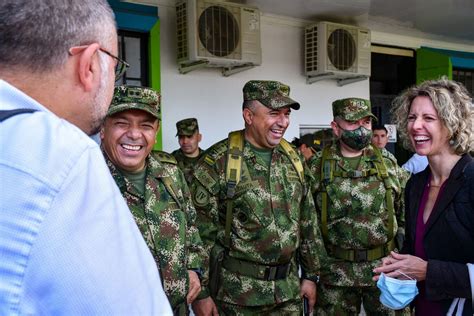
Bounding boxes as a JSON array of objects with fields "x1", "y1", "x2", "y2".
[{"x1": 373, "y1": 251, "x2": 427, "y2": 281}]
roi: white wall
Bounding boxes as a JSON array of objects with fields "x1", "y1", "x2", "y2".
[
  {"x1": 129, "y1": 0, "x2": 474, "y2": 152},
  {"x1": 159, "y1": 6, "x2": 369, "y2": 152}
]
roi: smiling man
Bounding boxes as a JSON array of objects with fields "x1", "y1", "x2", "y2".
[
  {"x1": 101, "y1": 85, "x2": 204, "y2": 315},
  {"x1": 190, "y1": 80, "x2": 325, "y2": 315}
]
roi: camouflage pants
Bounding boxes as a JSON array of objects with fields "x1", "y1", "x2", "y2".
[
  {"x1": 316, "y1": 283, "x2": 411, "y2": 316},
  {"x1": 217, "y1": 298, "x2": 302, "y2": 316}
]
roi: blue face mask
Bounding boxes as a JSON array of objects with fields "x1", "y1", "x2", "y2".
[{"x1": 377, "y1": 272, "x2": 419, "y2": 310}]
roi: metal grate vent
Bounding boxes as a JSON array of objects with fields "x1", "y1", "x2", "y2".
[
  {"x1": 197, "y1": 4, "x2": 241, "y2": 59},
  {"x1": 305, "y1": 25, "x2": 318, "y2": 73},
  {"x1": 327, "y1": 28, "x2": 357, "y2": 71},
  {"x1": 176, "y1": 2, "x2": 188, "y2": 60}
]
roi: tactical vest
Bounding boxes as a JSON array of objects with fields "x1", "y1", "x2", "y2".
[
  {"x1": 223, "y1": 130, "x2": 304, "y2": 248},
  {"x1": 319, "y1": 145, "x2": 395, "y2": 262}
]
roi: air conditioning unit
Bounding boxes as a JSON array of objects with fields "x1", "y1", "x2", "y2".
[
  {"x1": 305, "y1": 21, "x2": 371, "y2": 82},
  {"x1": 176, "y1": 0, "x2": 261, "y2": 74}
]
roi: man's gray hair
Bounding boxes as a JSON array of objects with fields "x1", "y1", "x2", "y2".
[{"x1": 0, "y1": 0, "x2": 116, "y2": 73}]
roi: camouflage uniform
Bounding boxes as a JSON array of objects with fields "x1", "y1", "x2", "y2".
[
  {"x1": 172, "y1": 118, "x2": 203, "y2": 185},
  {"x1": 308, "y1": 98, "x2": 409, "y2": 315},
  {"x1": 103, "y1": 86, "x2": 204, "y2": 313},
  {"x1": 191, "y1": 80, "x2": 325, "y2": 314}
]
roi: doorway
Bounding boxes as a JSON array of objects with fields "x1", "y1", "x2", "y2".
[{"x1": 370, "y1": 45, "x2": 416, "y2": 164}]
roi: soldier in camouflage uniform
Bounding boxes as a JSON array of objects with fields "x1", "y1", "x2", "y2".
[
  {"x1": 308, "y1": 98, "x2": 410, "y2": 315},
  {"x1": 100, "y1": 85, "x2": 204, "y2": 315},
  {"x1": 171, "y1": 118, "x2": 204, "y2": 185},
  {"x1": 191, "y1": 80, "x2": 325, "y2": 315}
]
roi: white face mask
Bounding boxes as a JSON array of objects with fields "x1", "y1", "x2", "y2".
[{"x1": 377, "y1": 272, "x2": 419, "y2": 310}]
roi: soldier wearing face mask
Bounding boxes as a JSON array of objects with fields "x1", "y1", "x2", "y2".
[{"x1": 308, "y1": 98, "x2": 409, "y2": 315}]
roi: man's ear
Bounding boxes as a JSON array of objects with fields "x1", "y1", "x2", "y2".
[
  {"x1": 197, "y1": 133, "x2": 202, "y2": 142},
  {"x1": 99, "y1": 125, "x2": 105, "y2": 141},
  {"x1": 73, "y1": 43, "x2": 101, "y2": 92},
  {"x1": 242, "y1": 107, "x2": 253, "y2": 125},
  {"x1": 330, "y1": 120, "x2": 340, "y2": 137}
]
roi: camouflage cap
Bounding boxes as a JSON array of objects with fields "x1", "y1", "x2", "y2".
[
  {"x1": 107, "y1": 85, "x2": 161, "y2": 119},
  {"x1": 332, "y1": 97, "x2": 377, "y2": 121},
  {"x1": 176, "y1": 118, "x2": 199, "y2": 136},
  {"x1": 300, "y1": 133, "x2": 321, "y2": 151},
  {"x1": 243, "y1": 80, "x2": 300, "y2": 110}
]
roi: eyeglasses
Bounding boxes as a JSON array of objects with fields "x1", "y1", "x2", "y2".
[{"x1": 99, "y1": 48, "x2": 130, "y2": 81}]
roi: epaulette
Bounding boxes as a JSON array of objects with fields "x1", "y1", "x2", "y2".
[
  {"x1": 202, "y1": 138, "x2": 228, "y2": 166},
  {"x1": 152, "y1": 150, "x2": 178, "y2": 165},
  {"x1": 380, "y1": 147, "x2": 398, "y2": 165}
]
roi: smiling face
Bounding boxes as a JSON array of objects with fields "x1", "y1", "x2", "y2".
[
  {"x1": 101, "y1": 109, "x2": 159, "y2": 172},
  {"x1": 243, "y1": 101, "x2": 291, "y2": 149},
  {"x1": 407, "y1": 96, "x2": 451, "y2": 157}
]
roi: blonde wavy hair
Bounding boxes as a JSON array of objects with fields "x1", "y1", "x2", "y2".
[{"x1": 391, "y1": 78, "x2": 474, "y2": 154}]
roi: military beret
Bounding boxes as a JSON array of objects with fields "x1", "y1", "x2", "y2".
[
  {"x1": 176, "y1": 118, "x2": 199, "y2": 136},
  {"x1": 243, "y1": 80, "x2": 300, "y2": 110},
  {"x1": 332, "y1": 97, "x2": 377, "y2": 121},
  {"x1": 107, "y1": 85, "x2": 161, "y2": 119}
]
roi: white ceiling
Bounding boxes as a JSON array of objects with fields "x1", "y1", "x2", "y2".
[{"x1": 242, "y1": 0, "x2": 474, "y2": 42}]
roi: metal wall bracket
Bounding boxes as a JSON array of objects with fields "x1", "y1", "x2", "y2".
[
  {"x1": 306, "y1": 72, "x2": 369, "y2": 86},
  {"x1": 222, "y1": 64, "x2": 255, "y2": 77},
  {"x1": 336, "y1": 75, "x2": 369, "y2": 86},
  {"x1": 178, "y1": 60, "x2": 209, "y2": 74}
]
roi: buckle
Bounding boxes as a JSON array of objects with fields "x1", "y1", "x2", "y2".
[
  {"x1": 264, "y1": 263, "x2": 290, "y2": 281},
  {"x1": 353, "y1": 249, "x2": 368, "y2": 262}
]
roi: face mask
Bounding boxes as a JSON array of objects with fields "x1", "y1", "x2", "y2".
[
  {"x1": 338, "y1": 125, "x2": 372, "y2": 151},
  {"x1": 377, "y1": 272, "x2": 419, "y2": 310}
]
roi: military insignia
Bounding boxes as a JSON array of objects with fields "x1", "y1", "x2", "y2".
[
  {"x1": 193, "y1": 185, "x2": 210, "y2": 207},
  {"x1": 204, "y1": 155, "x2": 215, "y2": 166}
]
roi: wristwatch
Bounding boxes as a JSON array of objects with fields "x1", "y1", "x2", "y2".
[{"x1": 190, "y1": 268, "x2": 203, "y2": 282}]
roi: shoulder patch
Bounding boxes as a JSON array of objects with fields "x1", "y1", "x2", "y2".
[
  {"x1": 152, "y1": 151, "x2": 177, "y2": 165},
  {"x1": 192, "y1": 185, "x2": 210, "y2": 207}
]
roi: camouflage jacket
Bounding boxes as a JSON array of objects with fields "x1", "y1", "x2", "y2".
[
  {"x1": 308, "y1": 143, "x2": 409, "y2": 287},
  {"x1": 104, "y1": 151, "x2": 204, "y2": 308},
  {"x1": 191, "y1": 134, "x2": 325, "y2": 306},
  {"x1": 171, "y1": 148, "x2": 203, "y2": 185}
]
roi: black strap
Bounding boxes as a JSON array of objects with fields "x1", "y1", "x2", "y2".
[{"x1": 0, "y1": 109, "x2": 37, "y2": 122}]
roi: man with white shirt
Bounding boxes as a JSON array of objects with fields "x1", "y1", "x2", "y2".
[{"x1": 0, "y1": 0, "x2": 171, "y2": 314}]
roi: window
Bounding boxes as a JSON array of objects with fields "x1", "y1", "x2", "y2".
[
  {"x1": 116, "y1": 30, "x2": 149, "y2": 87},
  {"x1": 453, "y1": 68, "x2": 473, "y2": 98}
]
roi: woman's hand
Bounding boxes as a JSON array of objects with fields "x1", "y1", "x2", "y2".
[{"x1": 373, "y1": 251, "x2": 427, "y2": 281}]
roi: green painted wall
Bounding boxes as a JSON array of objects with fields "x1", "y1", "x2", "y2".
[
  {"x1": 149, "y1": 21, "x2": 162, "y2": 151},
  {"x1": 416, "y1": 48, "x2": 452, "y2": 84}
]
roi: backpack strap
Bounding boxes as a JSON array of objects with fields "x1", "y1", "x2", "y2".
[
  {"x1": 320, "y1": 146, "x2": 334, "y2": 242},
  {"x1": 224, "y1": 130, "x2": 245, "y2": 248},
  {"x1": 0, "y1": 109, "x2": 37, "y2": 122},
  {"x1": 372, "y1": 147, "x2": 395, "y2": 242},
  {"x1": 280, "y1": 138, "x2": 305, "y2": 184}
]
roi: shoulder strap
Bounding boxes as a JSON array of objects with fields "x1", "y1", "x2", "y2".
[
  {"x1": 320, "y1": 146, "x2": 334, "y2": 241},
  {"x1": 372, "y1": 147, "x2": 395, "y2": 242},
  {"x1": 224, "y1": 130, "x2": 245, "y2": 248},
  {"x1": 0, "y1": 109, "x2": 37, "y2": 122},
  {"x1": 280, "y1": 138, "x2": 305, "y2": 184}
]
